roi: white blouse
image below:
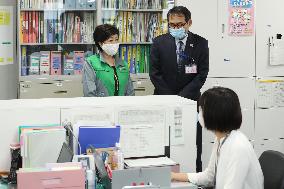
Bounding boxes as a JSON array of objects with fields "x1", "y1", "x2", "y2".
[{"x1": 188, "y1": 130, "x2": 264, "y2": 189}]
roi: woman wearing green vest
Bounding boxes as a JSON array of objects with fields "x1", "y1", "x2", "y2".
[{"x1": 83, "y1": 24, "x2": 134, "y2": 97}]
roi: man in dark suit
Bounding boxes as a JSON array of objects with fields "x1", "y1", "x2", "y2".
[{"x1": 150, "y1": 6, "x2": 209, "y2": 172}]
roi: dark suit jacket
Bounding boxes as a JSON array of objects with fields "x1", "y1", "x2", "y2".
[{"x1": 150, "y1": 32, "x2": 209, "y2": 101}]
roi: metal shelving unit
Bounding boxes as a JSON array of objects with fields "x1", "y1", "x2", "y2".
[
  {"x1": 17, "y1": 0, "x2": 175, "y2": 98},
  {"x1": 17, "y1": 0, "x2": 97, "y2": 98}
]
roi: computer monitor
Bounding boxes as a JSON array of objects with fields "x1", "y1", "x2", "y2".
[{"x1": 57, "y1": 142, "x2": 74, "y2": 163}]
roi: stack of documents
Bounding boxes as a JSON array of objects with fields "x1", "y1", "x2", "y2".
[
  {"x1": 18, "y1": 124, "x2": 61, "y2": 141},
  {"x1": 124, "y1": 157, "x2": 177, "y2": 168},
  {"x1": 20, "y1": 128, "x2": 66, "y2": 168}
]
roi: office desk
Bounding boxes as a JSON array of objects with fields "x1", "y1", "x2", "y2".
[
  {"x1": 0, "y1": 183, "x2": 198, "y2": 189},
  {"x1": 171, "y1": 182, "x2": 198, "y2": 189}
]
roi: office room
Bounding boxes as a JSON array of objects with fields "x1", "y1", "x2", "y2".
[{"x1": 0, "y1": 0, "x2": 283, "y2": 188}]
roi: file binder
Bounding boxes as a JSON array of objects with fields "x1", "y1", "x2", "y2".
[{"x1": 78, "y1": 126, "x2": 120, "y2": 154}]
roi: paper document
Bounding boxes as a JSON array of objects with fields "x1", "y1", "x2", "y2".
[
  {"x1": 256, "y1": 79, "x2": 284, "y2": 108},
  {"x1": 125, "y1": 157, "x2": 177, "y2": 168},
  {"x1": 117, "y1": 107, "x2": 167, "y2": 158},
  {"x1": 21, "y1": 129, "x2": 65, "y2": 168},
  {"x1": 117, "y1": 107, "x2": 166, "y2": 126},
  {"x1": 270, "y1": 37, "x2": 284, "y2": 66},
  {"x1": 170, "y1": 107, "x2": 185, "y2": 146},
  {"x1": 0, "y1": 6, "x2": 13, "y2": 65},
  {"x1": 60, "y1": 107, "x2": 115, "y2": 126}
]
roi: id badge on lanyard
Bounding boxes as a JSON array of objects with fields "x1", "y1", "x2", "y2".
[{"x1": 185, "y1": 58, "x2": 197, "y2": 74}]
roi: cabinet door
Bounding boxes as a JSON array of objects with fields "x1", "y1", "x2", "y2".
[
  {"x1": 201, "y1": 78, "x2": 255, "y2": 140},
  {"x1": 177, "y1": 0, "x2": 218, "y2": 43},
  {"x1": 255, "y1": 107, "x2": 284, "y2": 141},
  {"x1": 256, "y1": 0, "x2": 284, "y2": 76},
  {"x1": 0, "y1": 0, "x2": 17, "y2": 99},
  {"x1": 254, "y1": 139, "x2": 284, "y2": 158},
  {"x1": 178, "y1": 0, "x2": 255, "y2": 77},
  {"x1": 209, "y1": 0, "x2": 255, "y2": 77},
  {"x1": 177, "y1": 0, "x2": 219, "y2": 76}
]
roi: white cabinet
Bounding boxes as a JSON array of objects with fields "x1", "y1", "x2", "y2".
[
  {"x1": 201, "y1": 78, "x2": 255, "y2": 140},
  {"x1": 0, "y1": 0, "x2": 17, "y2": 99},
  {"x1": 210, "y1": 0, "x2": 255, "y2": 77},
  {"x1": 131, "y1": 74, "x2": 154, "y2": 96},
  {"x1": 179, "y1": 0, "x2": 255, "y2": 77},
  {"x1": 254, "y1": 139, "x2": 284, "y2": 158},
  {"x1": 255, "y1": 0, "x2": 284, "y2": 76},
  {"x1": 19, "y1": 75, "x2": 83, "y2": 99},
  {"x1": 255, "y1": 108, "x2": 284, "y2": 140}
]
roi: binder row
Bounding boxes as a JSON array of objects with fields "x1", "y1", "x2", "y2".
[
  {"x1": 20, "y1": 0, "x2": 96, "y2": 10},
  {"x1": 103, "y1": 12, "x2": 163, "y2": 43},
  {"x1": 21, "y1": 45, "x2": 151, "y2": 76},
  {"x1": 21, "y1": 46, "x2": 86, "y2": 76},
  {"x1": 102, "y1": 0, "x2": 169, "y2": 9},
  {"x1": 119, "y1": 45, "x2": 150, "y2": 74},
  {"x1": 20, "y1": 11, "x2": 95, "y2": 44}
]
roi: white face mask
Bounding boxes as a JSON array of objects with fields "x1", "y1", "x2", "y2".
[
  {"x1": 198, "y1": 109, "x2": 205, "y2": 128},
  {"x1": 101, "y1": 43, "x2": 120, "y2": 56}
]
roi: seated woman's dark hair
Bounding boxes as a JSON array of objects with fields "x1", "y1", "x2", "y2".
[
  {"x1": 93, "y1": 24, "x2": 119, "y2": 52},
  {"x1": 199, "y1": 87, "x2": 242, "y2": 133}
]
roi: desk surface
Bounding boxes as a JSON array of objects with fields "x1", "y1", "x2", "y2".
[
  {"x1": 0, "y1": 183, "x2": 197, "y2": 189},
  {"x1": 171, "y1": 182, "x2": 198, "y2": 189}
]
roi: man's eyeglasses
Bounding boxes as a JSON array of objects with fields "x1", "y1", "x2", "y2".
[{"x1": 169, "y1": 22, "x2": 187, "y2": 29}]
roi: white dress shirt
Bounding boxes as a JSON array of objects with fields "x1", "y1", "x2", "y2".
[{"x1": 188, "y1": 130, "x2": 264, "y2": 189}]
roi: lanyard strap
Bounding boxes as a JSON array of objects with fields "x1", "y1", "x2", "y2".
[{"x1": 213, "y1": 133, "x2": 230, "y2": 188}]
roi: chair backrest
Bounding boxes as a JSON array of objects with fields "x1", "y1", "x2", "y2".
[{"x1": 259, "y1": 150, "x2": 284, "y2": 189}]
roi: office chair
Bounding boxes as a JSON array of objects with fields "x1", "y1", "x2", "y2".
[{"x1": 259, "y1": 150, "x2": 284, "y2": 189}]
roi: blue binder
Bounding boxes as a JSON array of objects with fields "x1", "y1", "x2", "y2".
[{"x1": 78, "y1": 126, "x2": 120, "y2": 154}]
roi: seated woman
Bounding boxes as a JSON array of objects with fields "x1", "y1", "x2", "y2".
[
  {"x1": 172, "y1": 87, "x2": 264, "y2": 189},
  {"x1": 83, "y1": 24, "x2": 134, "y2": 97}
]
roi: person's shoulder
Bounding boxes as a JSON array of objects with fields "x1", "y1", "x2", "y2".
[
  {"x1": 86, "y1": 54, "x2": 99, "y2": 63},
  {"x1": 121, "y1": 59, "x2": 129, "y2": 69},
  {"x1": 86, "y1": 54, "x2": 104, "y2": 70},
  {"x1": 190, "y1": 32, "x2": 208, "y2": 43},
  {"x1": 153, "y1": 33, "x2": 172, "y2": 43},
  {"x1": 229, "y1": 130, "x2": 252, "y2": 151}
]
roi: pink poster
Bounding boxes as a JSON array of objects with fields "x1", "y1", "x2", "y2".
[{"x1": 228, "y1": 0, "x2": 254, "y2": 36}]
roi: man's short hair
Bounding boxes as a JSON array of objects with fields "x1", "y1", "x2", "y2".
[
  {"x1": 93, "y1": 24, "x2": 119, "y2": 52},
  {"x1": 167, "y1": 6, "x2": 191, "y2": 22},
  {"x1": 199, "y1": 87, "x2": 242, "y2": 132}
]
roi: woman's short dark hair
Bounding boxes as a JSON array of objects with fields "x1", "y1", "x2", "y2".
[
  {"x1": 167, "y1": 6, "x2": 191, "y2": 22},
  {"x1": 93, "y1": 24, "x2": 119, "y2": 52},
  {"x1": 199, "y1": 87, "x2": 242, "y2": 133}
]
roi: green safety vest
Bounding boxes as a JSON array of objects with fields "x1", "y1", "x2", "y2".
[{"x1": 86, "y1": 55, "x2": 129, "y2": 96}]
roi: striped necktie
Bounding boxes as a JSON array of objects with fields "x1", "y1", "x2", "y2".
[{"x1": 177, "y1": 41, "x2": 184, "y2": 73}]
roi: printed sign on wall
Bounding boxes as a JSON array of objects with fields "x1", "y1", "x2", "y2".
[
  {"x1": 228, "y1": 0, "x2": 254, "y2": 36},
  {"x1": 0, "y1": 6, "x2": 13, "y2": 65}
]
